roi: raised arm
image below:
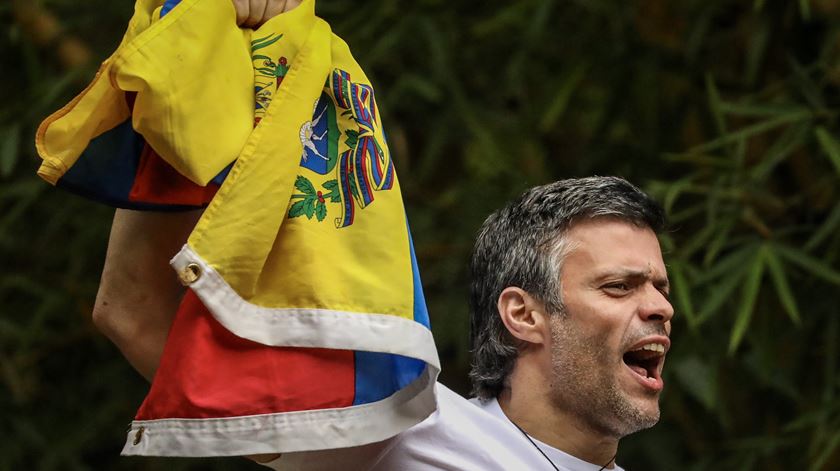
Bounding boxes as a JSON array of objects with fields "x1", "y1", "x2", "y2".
[{"x1": 92, "y1": 209, "x2": 202, "y2": 381}]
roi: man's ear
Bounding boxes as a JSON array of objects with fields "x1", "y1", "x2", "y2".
[{"x1": 497, "y1": 287, "x2": 550, "y2": 346}]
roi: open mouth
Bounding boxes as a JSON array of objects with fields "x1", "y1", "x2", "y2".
[{"x1": 622, "y1": 342, "x2": 666, "y2": 391}]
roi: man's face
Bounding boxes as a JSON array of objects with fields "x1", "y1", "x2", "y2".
[{"x1": 547, "y1": 218, "x2": 673, "y2": 438}]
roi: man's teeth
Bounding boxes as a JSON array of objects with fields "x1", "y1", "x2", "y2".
[{"x1": 637, "y1": 343, "x2": 665, "y2": 353}]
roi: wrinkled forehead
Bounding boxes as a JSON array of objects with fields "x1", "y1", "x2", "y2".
[{"x1": 561, "y1": 218, "x2": 668, "y2": 278}]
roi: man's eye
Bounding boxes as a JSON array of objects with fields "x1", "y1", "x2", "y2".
[{"x1": 603, "y1": 283, "x2": 630, "y2": 293}]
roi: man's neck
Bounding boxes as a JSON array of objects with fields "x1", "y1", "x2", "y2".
[{"x1": 497, "y1": 386, "x2": 619, "y2": 468}]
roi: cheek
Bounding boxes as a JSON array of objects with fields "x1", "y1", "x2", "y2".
[{"x1": 562, "y1": 298, "x2": 628, "y2": 359}]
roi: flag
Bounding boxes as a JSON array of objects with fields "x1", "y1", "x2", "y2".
[{"x1": 35, "y1": 0, "x2": 439, "y2": 457}]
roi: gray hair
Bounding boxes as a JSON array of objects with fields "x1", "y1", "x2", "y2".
[{"x1": 468, "y1": 176, "x2": 666, "y2": 400}]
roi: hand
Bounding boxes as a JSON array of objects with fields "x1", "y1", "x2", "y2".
[{"x1": 231, "y1": 0, "x2": 302, "y2": 28}]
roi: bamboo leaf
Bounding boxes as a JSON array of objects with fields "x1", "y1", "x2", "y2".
[
  {"x1": 805, "y1": 202, "x2": 840, "y2": 251},
  {"x1": 764, "y1": 246, "x2": 801, "y2": 326},
  {"x1": 789, "y1": 57, "x2": 824, "y2": 109},
  {"x1": 696, "y1": 243, "x2": 759, "y2": 284},
  {"x1": 703, "y1": 215, "x2": 737, "y2": 267},
  {"x1": 751, "y1": 123, "x2": 809, "y2": 180},
  {"x1": 663, "y1": 177, "x2": 693, "y2": 215},
  {"x1": 799, "y1": 0, "x2": 812, "y2": 21},
  {"x1": 540, "y1": 64, "x2": 586, "y2": 132},
  {"x1": 688, "y1": 110, "x2": 812, "y2": 154},
  {"x1": 669, "y1": 262, "x2": 697, "y2": 330},
  {"x1": 775, "y1": 244, "x2": 840, "y2": 285},
  {"x1": 814, "y1": 126, "x2": 840, "y2": 176},
  {"x1": 810, "y1": 428, "x2": 840, "y2": 471},
  {"x1": 705, "y1": 74, "x2": 726, "y2": 135},
  {"x1": 744, "y1": 20, "x2": 770, "y2": 86},
  {"x1": 674, "y1": 356, "x2": 717, "y2": 410},
  {"x1": 697, "y1": 262, "x2": 750, "y2": 325},
  {"x1": 728, "y1": 248, "x2": 765, "y2": 353},
  {"x1": 718, "y1": 103, "x2": 808, "y2": 117}
]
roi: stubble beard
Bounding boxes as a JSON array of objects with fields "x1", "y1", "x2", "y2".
[{"x1": 548, "y1": 317, "x2": 660, "y2": 439}]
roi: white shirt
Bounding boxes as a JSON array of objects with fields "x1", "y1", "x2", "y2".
[{"x1": 269, "y1": 383, "x2": 625, "y2": 471}]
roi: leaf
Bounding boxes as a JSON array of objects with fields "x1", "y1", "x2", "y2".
[
  {"x1": 805, "y1": 202, "x2": 840, "y2": 251},
  {"x1": 728, "y1": 249, "x2": 765, "y2": 354},
  {"x1": 744, "y1": 19, "x2": 770, "y2": 86},
  {"x1": 814, "y1": 126, "x2": 840, "y2": 176},
  {"x1": 663, "y1": 177, "x2": 693, "y2": 215},
  {"x1": 751, "y1": 123, "x2": 809, "y2": 180},
  {"x1": 763, "y1": 246, "x2": 801, "y2": 326},
  {"x1": 303, "y1": 197, "x2": 315, "y2": 219},
  {"x1": 718, "y1": 103, "x2": 808, "y2": 117},
  {"x1": 315, "y1": 201, "x2": 327, "y2": 222},
  {"x1": 288, "y1": 200, "x2": 306, "y2": 218},
  {"x1": 688, "y1": 110, "x2": 812, "y2": 154},
  {"x1": 697, "y1": 264, "x2": 748, "y2": 325},
  {"x1": 811, "y1": 428, "x2": 840, "y2": 471},
  {"x1": 345, "y1": 130, "x2": 359, "y2": 148},
  {"x1": 703, "y1": 215, "x2": 737, "y2": 267},
  {"x1": 251, "y1": 33, "x2": 283, "y2": 52},
  {"x1": 322, "y1": 180, "x2": 342, "y2": 202},
  {"x1": 775, "y1": 244, "x2": 840, "y2": 285},
  {"x1": 799, "y1": 0, "x2": 811, "y2": 21},
  {"x1": 696, "y1": 244, "x2": 758, "y2": 284},
  {"x1": 788, "y1": 57, "x2": 824, "y2": 109},
  {"x1": 669, "y1": 262, "x2": 697, "y2": 330},
  {"x1": 540, "y1": 65, "x2": 587, "y2": 132},
  {"x1": 0, "y1": 125, "x2": 21, "y2": 178},
  {"x1": 705, "y1": 74, "x2": 726, "y2": 136},
  {"x1": 674, "y1": 356, "x2": 717, "y2": 411},
  {"x1": 294, "y1": 175, "x2": 316, "y2": 196}
]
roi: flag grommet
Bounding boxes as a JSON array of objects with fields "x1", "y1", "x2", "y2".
[
  {"x1": 179, "y1": 263, "x2": 202, "y2": 286},
  {"x1": 133, "y1": 426, "x2": 145, "y2": 445}
]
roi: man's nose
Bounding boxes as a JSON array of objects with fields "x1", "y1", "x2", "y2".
[{"x1": 638, "y1": 284, "x2": 674, "y2": 324}]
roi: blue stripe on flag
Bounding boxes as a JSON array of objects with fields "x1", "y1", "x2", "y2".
[
  {"x1": 408, "y1": 226, "x2": 430, "y2": 328},
  {"x1": 160, "y1": 0, "x2": 181, "y2": 17},
  {"x1": 59, "y1": 120, "x2": 144, "y2": 206},
  {"x1": 353, "y1": 351, "x2": 426, "y2": 405},
  {"x1": 352, "y1": 225, "x2": 429, "y2": 405}
]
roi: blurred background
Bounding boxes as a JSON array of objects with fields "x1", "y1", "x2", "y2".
[{"x1": 2, "y1": 0, "x2": 840, "y2": 469}]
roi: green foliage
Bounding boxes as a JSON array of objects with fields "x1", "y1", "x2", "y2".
[{"x1": 2, "y1": 0, "x2": 839, "y2": 469}]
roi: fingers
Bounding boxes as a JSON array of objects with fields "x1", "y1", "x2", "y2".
[
  {"x1": 243, "y1": 0, "x2": 268, "y2": 28},
  {"x1": 232, "y1": 0, "x2": 303, "y2": 28},
  {"x1": 263, "y1": 0, "x2": 288, "y2": 21},
  {"x1": 231, "y1": 0, "x2": 250, "y2": 26}
]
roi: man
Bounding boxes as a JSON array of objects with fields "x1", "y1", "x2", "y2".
[
  {"x1": 96, "y1": 174, "x2": 671, "y2": 470},
  {"x1": 253, "y1": 176, "x2": 671, "y2": 470}
]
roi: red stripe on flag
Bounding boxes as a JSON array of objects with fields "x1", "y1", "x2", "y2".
[{"x1": 136, "y1": 291, "x2": 355, "y2": 420}]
